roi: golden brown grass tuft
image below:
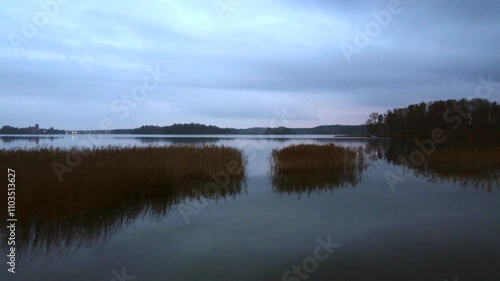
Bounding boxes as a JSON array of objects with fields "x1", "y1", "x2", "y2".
[
  {"x1": 1, "y1": 144, "x2": 246, "y2": 188},
  {"x1": 0, "y1": 145, "x2": 247, "y2": 259},
  {"x1": 270, "y1": 144, "x2": 367, "y2": 193}
]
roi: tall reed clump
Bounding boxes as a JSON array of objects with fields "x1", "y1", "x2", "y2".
[
  {"x1": 0, "y1": 145, "x2": 247, "y2": 259},
  {"x1": 270, "y1": 144, "x2": 367, "y2": 193}
]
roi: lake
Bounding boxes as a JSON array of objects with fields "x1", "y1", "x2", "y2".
[{"x1": 1, "y1": 135, "x2": 499, "y2": 281}]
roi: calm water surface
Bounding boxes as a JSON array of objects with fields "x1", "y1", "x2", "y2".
[{"x1": 0, "y1": 135, "x2": 499, "y2": 281}]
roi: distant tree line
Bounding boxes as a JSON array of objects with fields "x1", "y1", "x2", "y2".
[
  {"x1": 284, "y1": 125, "x2": 368, "y2": 135},
  {"x1": 113, "y1": 123, "x2": 232, "y2": 135},
  {"x1": 1, "y1": 123, "x2": 368, "y2": 135},
  {"x1": 111, "y1": 123, "x2": 368, "y2": 135},
  {"x1": 0, "y1": 125, "x2": 65, "y2": 135},
  {"x1": 365, "y1": 98, "x2": 500, "y2": 136}
]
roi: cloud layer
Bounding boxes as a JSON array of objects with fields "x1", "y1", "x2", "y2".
[{"x1": 1, "y1": 0, "x2": 499, "y2": 129}]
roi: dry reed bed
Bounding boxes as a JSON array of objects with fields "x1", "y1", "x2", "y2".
[
  {"x1": 0, "y1": 145, "x2": 247, "y2": 258},
  {"x1": 270, "y1": 144, "x2": 367, "y2": 193}
]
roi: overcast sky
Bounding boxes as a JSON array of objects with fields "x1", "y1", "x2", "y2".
[{"x1": 1, "y1": 0, "x2": 499, "y2": 130}]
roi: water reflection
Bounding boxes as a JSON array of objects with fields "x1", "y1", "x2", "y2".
[
  {"x1": 0, "y1": 136, "x2": 48, "y2": 144},
  {"x1": 136, "y1": 136, "x2": 222, "y2": 145},
  {"x1": 0, "y1": 146, "x2": 247, "y2": 261},
  {"x1": 366, "y1": 138, "x2": 500, "y2": 190},
  {"x1": 1, "y1": 180, "x2": 246, "y2": 261}
]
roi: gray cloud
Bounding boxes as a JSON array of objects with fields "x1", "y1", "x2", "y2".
[{"x1": 1, "y1": 0, "x2": 499, "y2": 129}]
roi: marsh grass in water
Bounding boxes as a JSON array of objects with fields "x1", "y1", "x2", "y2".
[
  {"x1": 0, "y1": 145, "x2": 247, "y2": 259},
  {"x1": 270, "y1": 144, "x2": 367, "y2": 194}
]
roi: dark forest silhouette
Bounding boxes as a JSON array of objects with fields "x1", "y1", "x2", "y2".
[
  {"x1": 365, "y1": 98, "x2": 500, "y2": 136},
  {"x1": 0, "y1": 123, "x2": 367, "y2": 135}
]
